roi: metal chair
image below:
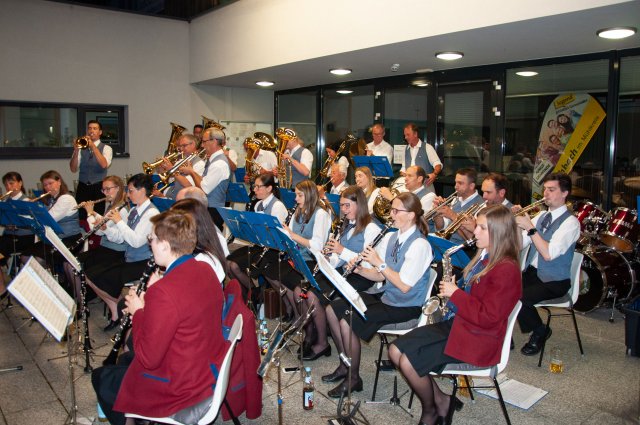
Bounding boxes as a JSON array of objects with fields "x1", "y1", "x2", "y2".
[
  {"x1": 533, "y1": 251, "x2": 584, "y2": 367},
  {"x1": 126, "y1": 314, "x2": 244, "y2": 425}
]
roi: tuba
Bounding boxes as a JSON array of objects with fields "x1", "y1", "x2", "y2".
[
  {"x1": 245, "y1": 132, "x2": 278, "y2": 182},
  {"x1": 348, "y1": 134, "x2": 367, "y2": 166},
  {"x1": 275, "y1": 127, "x2": 296, "y2": 189},
  {"x1": 166, "y1": 122, "x2": 187, "y2": 155},
  {"x1": 372, "y1": 177, "x2": 404, "y2": 223},
  {"x1": 74, "y1": 136, "x2": 91, "y2": 149}
]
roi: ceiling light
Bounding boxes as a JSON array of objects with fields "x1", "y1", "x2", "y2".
[
  {"x1": 330, "y1": 68, "x2": 352, "y2": 76},
  {"x1": 416, "y1": 83, "x2": 429, "y2": 87},
  {"x1": 435, "y1": 51, "x2": 463, "y2": 61},
  {"x1": 516, "y1": 71, "x2": 538, "y2": 77},
  {"x1": 336, "y1": 90, "x2": 353, "y2": 94},
  {"x1": 597, "y1": 27, "x2": 636, "y2": 39},
  {"x1": 255, "y1": 81, "x2": 274, "y2": 87}
]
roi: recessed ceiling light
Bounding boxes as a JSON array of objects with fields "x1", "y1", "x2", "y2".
[
  {"x1": 256, "y1": 81, "x2": 274, "y2": 87},
  {"x1": 416, "y1": 83, "x2": 429, "y2": 87},
  {"x1": 336, "y1": 90, "x2": 353, "y2": 94},
  {"x1": 516, "y1": 71, "x2": 538, "y2": 77},
  {"x1": 435, "y1": 51, "x2": 463, "y2": 61},
  {"x1": 330, "y1": 68, "x2": 352, "y2": 76},
  {"x1": 597, "y1": 27, "x2": 636, "y2": 39}
]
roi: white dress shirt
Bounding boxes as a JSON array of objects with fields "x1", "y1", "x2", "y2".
[
  {"x1": 367, "y1": 140, "x2": 394, "y2": 165},
  {"x1": 399, "y1": 140, "x2": 442, "y2": 172},
  {"x1": 48, "y1": 194, "x2": 78, "y2": 221},
  {"x1": 375, "y1": 225, "x2": 433, "y2": 288},
  {"x1": 200, "y1": 150, "x2": 231, "y2": 196},
  {"x1": 256, "y1": 194, "x2": 288, "y2": 224},
  {"x1": 294, "y1": 208, "x2": 331, "y2": 252},
  {"x1": 102, "y1": 200, "x2": 159, "y2": 249},
  {"x1": 329, "y1": 221, "x2": 381, "y2": 269},
  {"x1": 330, "y1": 180, "x2": 348, "y2": 195},
  {"x1": 77, "y1": 140, "x2": 113, "y2": 167},
  {"x1": 522, "y1": 205, "x2": 580, "y2": 267}
]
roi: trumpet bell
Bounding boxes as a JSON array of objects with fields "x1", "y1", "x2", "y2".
[{"x1": 75, "y1": 136, "x2": 90, "y2": 149}]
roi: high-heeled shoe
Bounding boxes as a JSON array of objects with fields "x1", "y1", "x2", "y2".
[
  {"x1": 103, "y1": 319, "x2": 119, "y2": 332},
  {"x1": 302, "y1": 344, "x2": 331, "y2": 361},
  {"x1": 327, "y1": 377, "x2": 363, "y2": 398},
  {"x1": 321, "y1": 368, "x2": 347, "y2": 383}
]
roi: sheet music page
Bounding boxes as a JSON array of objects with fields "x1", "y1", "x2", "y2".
[
  {"x1": 473, "y1": 373, "x2": 548, "y2": 410},
  {"x1": 44, "y1": 226, "x2": 81, "y2": 272},
  {"x1": 312, "y1": 249, "x2": 367, "y2": 317},
  {"x1": 7, "y1": 257, "x2": 76, "y2": 341}
]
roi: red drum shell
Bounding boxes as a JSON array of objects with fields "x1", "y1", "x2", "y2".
[{"x1": 599, "y1": 207, "x2": 639, "y2": 253}]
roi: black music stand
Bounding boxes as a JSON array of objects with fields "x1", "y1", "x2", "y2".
[
  {"x1": 151, "y1": 197, "x2": 174, "y2": 212},
  {"x1": 352, "y1": 156, "x2": 394, "y2": 181},
  {"x1": 279, "y1": 189, "x2": 296, "y2": 209}
]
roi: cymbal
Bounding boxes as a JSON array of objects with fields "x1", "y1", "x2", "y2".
[
  {"x1": 571, "y1": 186, "x2": 591, "y2": 198},
  {"x1": 624, "y1": 176, "x2": 640, "y2": 190}
]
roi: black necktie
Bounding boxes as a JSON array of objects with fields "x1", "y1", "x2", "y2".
[
  {"x1": 540, "y1": 212, "x2": 552, "y2": 232},
  {"x1": 391, "y1": 238, "x2": 401, "y2": 261},
  {"x1": 257, "y1": 202, "x2": 265, "y2": 212},
  {"x1": 127, "y1": 208, "x2": 138, "y2": 227}
]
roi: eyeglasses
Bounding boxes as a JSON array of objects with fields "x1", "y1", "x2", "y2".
[
  {"x1": 201, "y1": 138, "x2": 216, "y2": 143},
  {"x1": 178, "y1": 143, "x2": 194, "y2": 148},
  {"x1": 339, "y1": 203, "x2": 353, "y2": 208},
  {"x1": 391, "y1": 208, "x2": 409, "y2": 215},
  {"x1": 147, "y1": 234, "x2": 157, "y2": 243},
  {"x1": 101, "y1": 186, "x2": 118, "y2": 193},
  {"x1": 254, "y1": 184, "x2": 266, "y2": 189}
]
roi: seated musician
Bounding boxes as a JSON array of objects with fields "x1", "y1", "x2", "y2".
[
  {"x1": 20, "y1": 170, "x2": 82, "y2": 267},
  {"x1": 227, "y1": 175, "x2": 287, "y2": 299},
  {"x1": 1, "y1": 172, "x2": 32, "y2": 298},
  {"x1": 303, "y1": 186, "x2": 381, "y2": 361},
  {"x1": 85, "y1": 174, "x2": 159, "y2": 331},
  {"x1": 380, "y1": 165, "x2": 435, "y2": 215},
  {"x1": 324, "y1": 192, "x2": 433, "y2": 398},
  {"x1": 354, "y1": 166, "x2": 380, "y2": 215},
  {"x1": 432, "y1": 167, "x2": 483, "y2": 243},
  {"x1": 326, "y1": 140, "x2": 350, "y2": 176},
  {"x1": 112, "y1": 210, "x2": 226, "y2": 423},
  {"x1": 161, "y1": 133, "x2": 204, "y2": 200},
  {"x1": 458, "y1": 172, "x2": 514, "y2": 236},
  {"x1": 389, "y1": 205, "x2": 522, "y2": 425},
  {"x1": 328, "y1": 163, "x2": 349, "y2": 195},
  {"x1": 63, "y1": 175, "x2": 127, "y2": 303},
  {"x1": 514, "y1": 172, "x2": 579, "y2": 356}
]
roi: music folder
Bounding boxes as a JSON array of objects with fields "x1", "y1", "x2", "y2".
[{"x1": 226, "y1": 182, "x2": 251, "y2": 204}]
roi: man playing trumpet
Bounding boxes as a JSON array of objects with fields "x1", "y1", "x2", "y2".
[{"x1": 156, "y1": 133, "x2": 204, "y2": 200}]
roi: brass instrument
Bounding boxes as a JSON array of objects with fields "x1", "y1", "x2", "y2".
[
  {"x1": 74, "y1": 197, "x2": 107, "y2": 210},
  {"x1": 245, "y1": 132, "x2": 278, "y2": 182},
  {"x1": 317, "y1": 137, "x2": 349, "y2": 182},
  {"x1": 348, "y1": 134, "x2": 367, "y2": 163},
  {"x1": 155, "y1": 148, "x2": 206, "y2": 192},
  {"x1": 275, "y1": 128, "x2": 296, "y2": 189},
  {"x1": 372, "y1": 177, "x2": 404, "y2": 222},
  {"x1": 436, "y1": 201, "x2": 487, "y2": 239},
  {"x1": 202, "y1": 116, "x2": 226, "y2": 131},
  {"x1": 30, "y1": 192, "x2": 52, "y2": 203},
  {"x1": 142, "y1": 151, "x2": 181, "y2": 175},
  {"x1": 166, "y1": 122, "x2": 187, "y2": 155},
  {"x1": 423, "y1": 191, "x2": 458, "y2": 222},
  {"x1": 74, "y1": 136, "x2": 91, "y2": 149},
  {"x1": 423, "y1": 238, "x2": 476, "y2": 324},
  {"x1": 515, "y1": 198, "x2": 546, "y2": 217},
  {"x1": 0, "y1": 190, "x2": 15, "y2": 201}
]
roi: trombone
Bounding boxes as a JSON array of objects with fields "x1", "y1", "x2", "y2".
[{"x1": 155, "y1": 148, "x2": 206, "y2": 192}]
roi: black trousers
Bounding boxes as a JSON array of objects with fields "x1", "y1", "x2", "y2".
[
  {"x1": 75, "y1": 181, "x2": 105, "y2": 220},
  {"x1": 518, "y1": 266, "x2": 570, "y2": 334}
]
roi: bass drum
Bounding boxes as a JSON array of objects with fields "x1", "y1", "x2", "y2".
[{"x1": 575, "y1": 248, "x2": 636, "y2": 312}]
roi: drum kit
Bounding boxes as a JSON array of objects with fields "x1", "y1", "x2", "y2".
[{"x1": 572, "y1": 201, "x2": 640, "y2": 319}]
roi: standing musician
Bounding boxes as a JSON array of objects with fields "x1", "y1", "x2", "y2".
[
  {"x1": 70, "y1": 120, "x2": 112, "y2": 219},
  {"x1": 63, "y1": 175, "x2": 127, "y2": 304},
  {"x1": 380, "y1": 166, "x2": 436, "y2": 215},
  {"x1": 514, "y1": 172, "x2": 580, "y2": 356},
  {"x1": 280, "y1": 132, "x2": 313, "y2": 187},
  {"x1": 85, "y1": 174, "x2": 159, "y2": 331},
  {"x1": 303, "y1": 186, "x2": 381, "y2": 362},
  {"x1": 185, "y1": 126, "x2": 230, "y2": 230},
  {"x1": 227, "y1": 175, "x2": 287, "y2": 299},
  {"x1": 366, "y1": 123, "x2": 394, "y2": 166},
  {"x1": 432, "y1": 168, "x2": 483, "y2": 243},
  {"x1": 221, "y1": 137, "x2": 239, "y2": 175},
  {"x1": 160, "y1": 133, "x2": 204, "y2": 200},
  {"x1": 193, "y1": 124, "x2": 203, "y2": 141},
  {"x1": 389, "y1": 205, "x2": 522, "y2": 425},
  {"x1": 111, "y1": 210, "x2": 226, "y2": 423},
  {"x1": 20, "y1": 170, "x2": 82, "y2": 267},
  {"x1": 400, "y1": 123, "x2": 442, "y2": 194},
  {"x1": 354, "y1": 166, "x2": 380, "y2": 215},
  {"x1": 324, "y1": 192, "x2": 433, "y2": 398},
  {"x1": 1, "y1": 172, "x2": 32, "y2": 298}
]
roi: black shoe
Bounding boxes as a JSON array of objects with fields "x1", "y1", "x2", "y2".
[
  {"x1": 297, "y1": 340, "x2": 313, "y2": 356},
  {"x1": 327, "y1": 377, "x2": 363, "y2": 398},
  {"x1": 302, "y1": 345, "x2": 331, "y2": 361},
  {"x1": 103, "y1": 319, "x2": 119, "y2": 332},
  {"x1": 451, "y1": 396, "x2": 464, "y2": 412},
  {"x1": 321, "y1": 368, "x2": 347, "y2": 383},
  {"x1": 520, "y1": 328, "x2": 552, "y2": 356},
  {"x1": 443, "y1": 396, "x2": 464, "y2": 425}
]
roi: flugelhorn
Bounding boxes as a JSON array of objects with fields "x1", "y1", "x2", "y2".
[
  {"x1": 155, "y1": 148, "x2": 205, "y2": 192},
  {"x1": 74, "y1": 136, "x2": 91, "y2": 149},
  {"x1": 424, "y1": 191, "x2": 458, "y2": 222},
  {"x1": 30, "y1": 192, "x2": 52, "y2": 202},
  {"x1": 0, "y1": 190, "x2": 15, "y2": 201},
  {"x1": 74, "y1": 197, "x2": 107, "y2": 210},
  {"x1": 142, "y1": 151, "x2": 181, "y2": 175}
]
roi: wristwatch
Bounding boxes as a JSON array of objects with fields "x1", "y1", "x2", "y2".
[
  {"x1": 527, "y1": 228, "x2": 538, "y2": 236},
  {"x1": 376, "y1": 263, "x2": 387, "y2": 273}
]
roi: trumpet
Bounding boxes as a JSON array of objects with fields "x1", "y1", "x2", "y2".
[
  {"x1": 74, "y1": 197, "x2": 107, "y2": 210},
  {"x1": 0, "y1": 190, "x2": 15, "y2": 201},
  {"x1": 424, "y1": 191, "x2": 458, "y2": 222},
  {"x1": 30, "y1": 192, "x2": 52, "y2": 203},
  {"x1": 74, "y1": 136, "x2": 91, "y2": 149},
  {"x1": 142, "y1": 151, "x2": 182, "y2": 175},
  {"x1": 155, "y1": 148, "x2": 205, "y2": 192},
  {"x1": 436, "y1": 201, "x2": 486, "y2": 239},
  {"x1": 515, "y1": 198, "x2": 546, "y2": 217}
]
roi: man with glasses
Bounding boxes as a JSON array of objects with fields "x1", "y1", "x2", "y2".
[
  {"x1": 158, "y1": 134, "x2": 204, "y2": 200},
  {"x1": 366, "y1": 123, "x2": 393, "y2": 166}
]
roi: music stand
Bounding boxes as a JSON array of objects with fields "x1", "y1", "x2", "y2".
[
  {"x1": 151, "y1": 197, "x2": 174, "y2": 212},
  {"x1": 234, "y1": 167, "x2": 246, "y2": 183},
  {"x1": 352, "y1": 156, "x2": 394, "y2": 181},
  {"x1": 279, "y1": 189, "x2": 296, "y2": 209},
  {"x1": 427, "y1": 235, "x2": 470, "y2": 267},
  {"x1": 7, "y1": 200, "x2": 64, "y2": 236},
  {"x1": 226, "y1": 182, "x2": 251, "y2": 205},
  {"x1": 325, "y1": 193, "x2": 341, "y2": 218}
]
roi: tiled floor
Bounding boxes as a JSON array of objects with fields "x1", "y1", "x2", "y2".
[{"x1": 1, "y1": 287, "x2": 639, "y2": 424}]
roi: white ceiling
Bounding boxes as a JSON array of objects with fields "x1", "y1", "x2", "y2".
[{"x1": 194, "y1": 1, "x2": 640, "y2": 91}]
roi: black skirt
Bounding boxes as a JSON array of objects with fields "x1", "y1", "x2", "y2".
[
  {"x1": 391, "y1": 319, "x2": 462, "y2": 376},
  {"x1": 330, "y1": 292, "x2": 421, "y2": 342},
  {"x1": 311, "y1": 268, "x2": 376, "y2": 306},
  {"x1": 88, "y1": 258, "x2": 148, "y2": 298}
]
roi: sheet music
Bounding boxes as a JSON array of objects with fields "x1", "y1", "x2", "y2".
[
  {"x1": 473, "y1": 373, "x2": 548, "y2": 410},
  {"x1": 8, "y1": 257, "x2": 76, "y2": 341},
  {"x1": 44, "y1": 226, "x2": 81, "y2": 272},
  {"x1": 312, "y1": 249, "x2": 367, "y2": 317}
]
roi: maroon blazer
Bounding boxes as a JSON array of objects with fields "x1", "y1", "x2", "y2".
[
  {"x1": 114, "y1": 258, "x2": 227, "y2": 417},
  {"x1": 445, "y1": 259, "x2": 521, "y2": 367}
]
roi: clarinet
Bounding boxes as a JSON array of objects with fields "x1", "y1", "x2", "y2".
[
  {"x1": 79, "y1": 270, "x2": 93, "y2": 372},
  {"x1": 312, "y1": 215, "x2": 344, "y2": 276},
  {"x1": 102, "y1": 259, "x2": 158, "y2": 366},
  {"x1": 342, "y1": 222, "x2": 393, "y2": 278},
  {"x1": 70, "y1": 201, "x2": 124, "y2": 251}
]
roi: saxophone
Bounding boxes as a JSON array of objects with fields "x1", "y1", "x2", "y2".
[{"x1": 422, "y1": 238, "x2": 476, "y2": 324}]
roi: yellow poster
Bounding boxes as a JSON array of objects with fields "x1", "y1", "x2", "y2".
[{"x1": 532, "y1": 93, "x2": 606, "y2": 199}]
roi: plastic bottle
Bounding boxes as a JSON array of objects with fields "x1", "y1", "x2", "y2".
[{"x1": 302, "y1": 366, "x2": 314, "y2": 410}]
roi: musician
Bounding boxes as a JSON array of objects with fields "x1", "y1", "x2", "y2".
[
  {"x1": 303, "y1": 186, "x2": 381, "y2": 361},
  {"x1": 162, "y1": 133, "x2": 204, "y2": 200},
  {"x1": 281, "y1": 133, "x2": 313, "y2": 187},
  {"x1": 1, "y1": 172, "x2": 32, "y2": 298},
  {"x1": 328, "y1": 163, "x2": 349, "y2": 195},
  {"x1": 380, "y1": 166, "x2": 435, "y2": 215},
  {"x1": 221, "y1": 138, "x2": 239, "y2": 174},
  {"x1": 193, "y1": 123, "x2": 203, "y2": 141},
  {"x1": 366, "y1": 123, "x2": 394, "y2": 166},
  {"x1": 227, "y1": 175, "x2": 287, "y2": 298},
  {"x1": 389, "y1": 205, "x2": 522, "y2": 425},
  {"x1": 324, "y1": 192, "x2": 433, "y2": 398},
  {"x1": 326, "y1": 140, "x2": 350, "y2": 175},
  {"x1": 188, "y1": 126, "x2": 230, "y2": 230},
  {"x1": 69, "y1": 120, "x2": 113, "y2": 218},
  {"x1": 514, "y1": 172, "x2": 580, "y2": 356},
  {"x1": 170, "y1": 198, "x2": 228, "y2": 283},
  {"x1": 458, "y1": 172, "x2": 513, "y2": 235},
  {"x1": 20, "y1": 170, "x2": 82, "y2": 267},
  {"x1": 354, "y1": 166, "x2": 380, "y2": 214},
  {"x1": 432, "y1": 168, "x2": 483, "y2": 243},
  {"x1": 85, "y1": 174, "x2": 159, "y2": 331},
  {"x1": 400, "y1": 123, "x2": 442, "y2": 194},
  {"x1": 112, "y1": 210, "x2": 226, "y2": 422},
  {"x1": 243, "y1": 138, "x2": 278, "y2": 183}
]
